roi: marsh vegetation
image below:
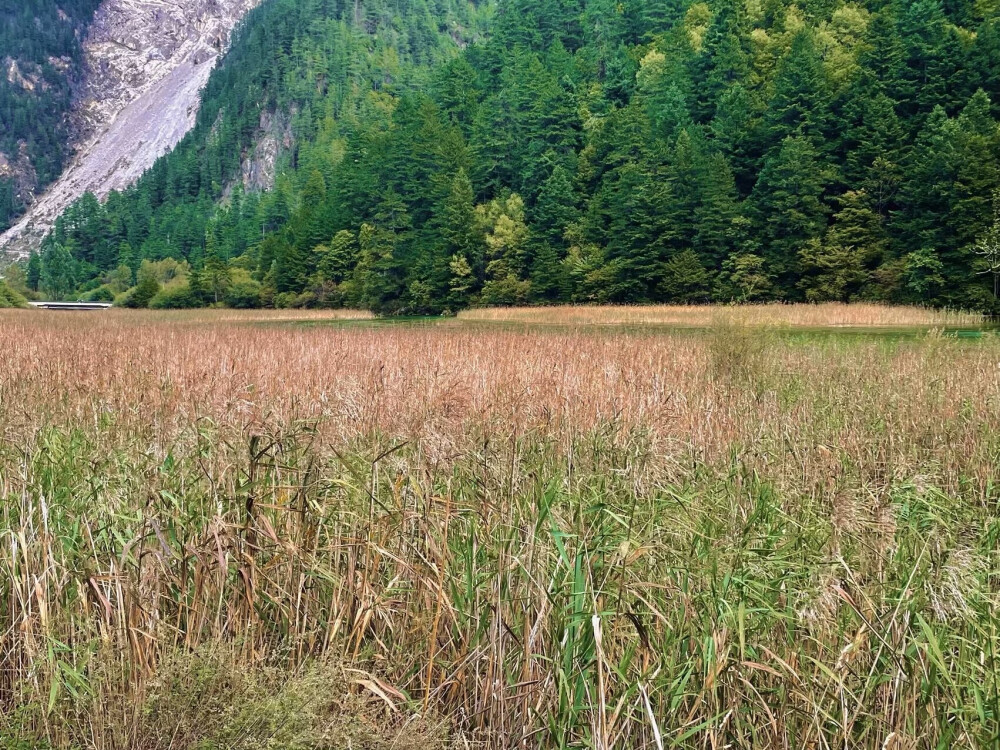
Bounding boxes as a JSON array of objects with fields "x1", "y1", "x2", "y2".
[{"x1": 0, "y1": 306, "x2": 998, "y2": 748}]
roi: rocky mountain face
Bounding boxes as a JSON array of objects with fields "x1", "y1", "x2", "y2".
[{"x1": 0, "y1": 0, "x2": 259, "y2": 258}]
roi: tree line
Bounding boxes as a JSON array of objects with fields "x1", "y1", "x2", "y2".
[{"x1": 15, "y1": 0, "x2": 1000, "y2": 312}]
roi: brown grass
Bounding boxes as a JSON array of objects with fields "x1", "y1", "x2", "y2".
[
  {"x1": 1, "y1": 309, "x2": 999, "y2": 748},
  {"x1": 459, "y1": 302, "x2": 987, "y2": 327},
  {"x1": 73, "y1": 307, "x2": 374, "y2": 324}
]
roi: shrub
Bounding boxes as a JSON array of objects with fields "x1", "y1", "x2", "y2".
[
  {"x1": 478, "y1": 274, "x2": 531, "y2": 307},
  {"x1": 225, "y1": 279, "x2": 264, "y2": 308},
  {"x1": 116, "y1": 274, "x2": 161, "y2": 308},
  {"x1": 150, "y1": 283, "x2": 201, "y2": 309},
  {"x1": 0, "y1": 280, "x2": 27, "y2": 308},
  {"x1": 81, "y1": 285, "x2": 115, "y2": 303},
  {"x1": 290, "y1": 290, "x2": 318, "y2": 309},
  {"x1": 273, "y1": 291, "x2": 297, "y2": 309},
  {"x1": 140, "y1": 257, "x2": 190, "y2": 285}
]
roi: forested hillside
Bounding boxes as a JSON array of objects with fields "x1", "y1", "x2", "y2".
[
  {"x1": 0, "y1": 0, "x2": 102, "y2": 230},
  {"x1": 21, "y1": 0, "x2": 1000, "y2": 311}
]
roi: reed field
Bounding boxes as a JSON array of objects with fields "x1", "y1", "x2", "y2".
[
  {"x1": 1, "y1": 307, "x2": 999, "y2": 749},
  {"x1": 457, "y1": 303, "x2": 986, "y2": 328}
]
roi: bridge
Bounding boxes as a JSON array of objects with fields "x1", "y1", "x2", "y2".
[{"x1": 29, "y1": 301, "x2": 114, "y2": 311}]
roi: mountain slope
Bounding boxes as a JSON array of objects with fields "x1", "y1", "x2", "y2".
[
  {"x1": 0, "y1": 0, "x2": 102, "y2": 229},
  {"x1": 20, "y1": 0, "x2": 1000, "y2": 311},
  {"x1": 0, "y1": 0, "x2": 260, "y2": 256}
]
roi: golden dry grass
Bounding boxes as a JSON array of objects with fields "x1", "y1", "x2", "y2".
[
  {"x1": 31, "y1": 307, "x2": 375, "y2": 324},
  {"x1": 1, "y1": 309, "x2": 999, "y2": 749},
  {"x1": 459, "y1": 302, "x2": 987, "y2": 328}
]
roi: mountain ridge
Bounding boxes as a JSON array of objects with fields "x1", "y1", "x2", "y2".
[{"x1": 0, "y1": 0, "x2": 259, "y2": 257}]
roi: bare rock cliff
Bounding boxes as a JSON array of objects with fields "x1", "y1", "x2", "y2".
[{"x1": 0, "y1": 0, "x2": 259, "y2": 258}]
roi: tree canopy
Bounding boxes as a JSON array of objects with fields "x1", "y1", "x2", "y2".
[{"x1": 24, "y1": 0, "x2": 1000, "y2": 312}]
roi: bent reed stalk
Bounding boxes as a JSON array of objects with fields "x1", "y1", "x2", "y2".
[{"x1": 0, "y1": 310, "x2": 999, "y2": 748}]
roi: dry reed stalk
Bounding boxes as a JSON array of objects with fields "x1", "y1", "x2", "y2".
[
  {"x1": 0, "y1": 309, "x2": 998, "y2": 749},
  {"x1": 458, "y1": 302, "x2": 986, "y2": 328}
]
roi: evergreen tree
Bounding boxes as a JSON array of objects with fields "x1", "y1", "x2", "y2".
[
  {"x1": 317, "y1": 230, "x2": 359, "y2": 284},
  {"x1": 750, "y1": 136, "x2": 831, "y2": 289},
  {"x1": 825, "y1": 190, "x2": 890, "y2": 269},
  {"x1": 660, "y1": 249, "x2": 711, "y2": 302},
  {"x1": 600, "y1": 162, "x2": 676, "y2": 301},
  {"x1": 275, "y1": 237, "x2": 309, "y2": 294},
  {"x1": 39, "y1": 244, "x2": 78, "y2": 300},
  {"x1": 711, "y1": 83, "x2": 764, "y2": 194},
  {"x1": 693, "y1": 151, "x2": 741, "y2": 267},
  {"x1": 764, "y1": 30, "x2": 833, "y2": 152},
  {"x1": 437, "y1": 169, "x2": 483, "y2": 275},
  {"x1": 690, "y1": 0, "x2": 750, "y2": 121},
  {"x1": 26, "y1": 252, "x2": 41, "y2": 292},
  {"x1": 532, "y1": 165, "x2": 579, "y2": 253},
  {"x1": 797, "y1": 239, "x2": 868, "y2": 301}
]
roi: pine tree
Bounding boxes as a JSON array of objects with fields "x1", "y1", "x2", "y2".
[
  {"x1": 950, "y1": 91, "x2": 1000, "y2": 249},
  {"x1": 434, "y1": 57, "x2": 482, "y2": 136},
  {"x1": 275, "y1": 237, "x2": 309, "y2": 294},
  {"x1": 714, "y1": 252, "x2": 773, "y2": 301},
  {"x1": 842, "y1": 90, "x2": 905, "y2": 187},
  {"x1": 895, "y1": 106, "x2": 957, "y2": 263},
  {"x1": 294, "y1": 168, "x2": 332, "y2": 252},
  {"x1": 855, "y1": 8, "x2": 908, "y2": 105},
  {"x1": 825, "y1": 190, "x2": 890, "y2": 268},
  {"x1": 764, "y1": 30, "x2": 832, "y2": 152},
  {"x1": 188, "y1": 265, "x2": 208, "y2": 306},
  {"x1": 353, "y1": 222, "x2": 405, "y2": 314},
  {"x1": 899, "y1": 0, "x2": 966, "y2": 118},
  {"x1": 690, "y1": 0, "x2": 750, "y2": 121},
  {"x1": 477, "y1": 193, "x2": 531, "y2": 283},
  {"x1": 750, "y1": 135, "x2": 831, "y2": 291},
  {"x1": 970, "y1": 18, "x2": 1000, "y2": 117},
  {"x1": 203, "y1": 244, "x2": 233, "y2": 304},
  {"x1": 530, "y1": 243, "x2": 568, "y2": 302},
  {"x1": 637, "y1": 50, "x2": 692, "y2": 142},
  {"x1": 693, "y1": 151, "x2": 740, "y2": 268},
  {"x1": 437, "y1": 169, "x2": 483, "y2": 276},
  {"x1": 660, "y1": 248, "x2": 711, "y2": 302},
  {"x1": 710, "y1": 83, "x2": 764, "y2": 194},
  {"x1": 797, "y1": 239, "x2": 868, "y2": 301},
  {"x1": 26, "y1": 252, "x2": 41, "y2": 292},
  {"x1": 532, "y1": 165, "x2": 579, "y2": 252},
  {"x1": 39, "y1": 243, "x2": 78, "y2": 300},
  {"x1": 316, "y1": 230, "x2": 359, "y2": 283},
  {"x1": 601, "y1": 162, "x2": 676, "y2": 301}
]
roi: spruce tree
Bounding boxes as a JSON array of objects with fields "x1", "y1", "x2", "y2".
[
  {"x1": 26, "y1": 252, "x2": 41, "y2": 292},
  {"x1": 750, "y1": 135, "x2": 831, "y2": 290},
  {"x1": 764, "y1": 30, "x2": 833, "y2": 153},
  {"x1": 532, "y1": 165, "x2": 579, "y2": 252}
]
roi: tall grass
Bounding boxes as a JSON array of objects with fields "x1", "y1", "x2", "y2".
[
  {"x1": 458, "y1": 302, "x2": 987, "y2": 328},
  {"x1": 0, "y1": 309, "x2": 998, "y2": 748}
]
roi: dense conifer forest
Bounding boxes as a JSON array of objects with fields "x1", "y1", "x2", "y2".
[
  {"x1": 17, "y1": 0, "x2": 1000, "y2": 312},
  {"x1": 0, "y1": 0, "x2": 102, "y2": 229}
]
